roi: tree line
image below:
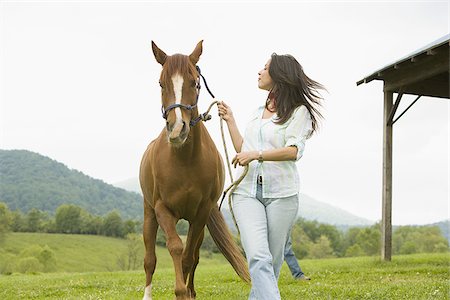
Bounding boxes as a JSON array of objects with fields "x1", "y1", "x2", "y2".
[
  {"x1": 0, "y1": 202, "x2": 139, "y2": 239},
  {"x1": 1, "y1": 202, "x2": 448, "y2": 259},
  {"x1": 197, "y1": 218, "x2": 448, "y2": 258},
  {"x1": 289, "y1": 219, "x2": 449, "y2": 259}
]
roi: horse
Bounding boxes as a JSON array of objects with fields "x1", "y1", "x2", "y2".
[{"x1": 139, "y1": 41, "x2": 250, "y2": 300}]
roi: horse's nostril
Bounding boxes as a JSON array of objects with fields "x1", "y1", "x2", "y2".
[
  {"x1": 166, "y1": 121, "x2": 170, "y2": 131},
  {"x1": 182, "y1": 121, "x2": 187, "y2": 132}
]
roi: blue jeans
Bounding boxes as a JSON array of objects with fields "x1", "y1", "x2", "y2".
[
  {"x1": 233, "y1": 183, "x2": 298, "y2": 300},
  {"x1": 284, "y1": 236, "x2": 304, "y2": 278}
]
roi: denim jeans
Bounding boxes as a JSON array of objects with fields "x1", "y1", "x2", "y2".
[
  {"x1": 233, "y1": 183, "x2": 298, "y2": 300},
  {"x1": 284, "y1": 236, "x2": 305, "y2": 278}
]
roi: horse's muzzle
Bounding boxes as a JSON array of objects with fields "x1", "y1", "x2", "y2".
[{"x1": 167, "y1": 120, "x2": 188, "y2": 146}]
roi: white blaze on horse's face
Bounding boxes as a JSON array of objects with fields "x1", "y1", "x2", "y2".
[
  {"x1": 172, "y1": 73, "x2": 183, "y2": 123},
  {"x1": 167, "y1": 73, "x2": 188, "y2": 145}
]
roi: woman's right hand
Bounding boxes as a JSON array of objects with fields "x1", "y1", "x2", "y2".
[{"x1": 218, "y1": 101, "x2": 234, "y2": 122}]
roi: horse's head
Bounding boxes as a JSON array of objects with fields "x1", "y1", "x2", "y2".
[{"x1": 152, "y1": 41, "x2": 203, "y2": 147}]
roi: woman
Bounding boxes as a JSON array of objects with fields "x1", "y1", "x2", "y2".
[{"x1": 218, "y1": 53, "x2": 324, "y2": 299}]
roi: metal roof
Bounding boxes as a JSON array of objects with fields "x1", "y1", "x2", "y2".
[{"x1": 357, "y1": 34, "x2": 450, "y2": 86}]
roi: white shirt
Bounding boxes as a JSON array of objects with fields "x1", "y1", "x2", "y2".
[{"x1": 233, "y1": 105, "x2": 313, "y2": 198}]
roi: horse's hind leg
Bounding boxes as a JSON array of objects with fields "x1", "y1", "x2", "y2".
[
  {"x1": 143, "y1": 199, "x2": 158, "y2": 300},
  {"x1": 183, "y1": 227, "x2": 204, "y2": 298},
  {"x1": 155, "y1": 203, "x2": 189, "y2": 300},
  {"x1": 182, "y1": 210, "x2": 209, "y2": 298}
]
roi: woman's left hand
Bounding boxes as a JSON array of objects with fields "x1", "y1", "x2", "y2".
[{"x1": 232, "y1": 151, "x2": 258, "y2": 167}]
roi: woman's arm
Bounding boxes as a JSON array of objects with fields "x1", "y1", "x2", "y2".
[
  {"x1": 232, "y1": 146, "x2": 297, "y2": 167},
  {"x1": 218, "y1": 101, "x2": 244, "y2": 152}
]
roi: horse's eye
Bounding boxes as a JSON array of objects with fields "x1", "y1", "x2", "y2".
[{"x1": 159, "y1": 81, "x2": 164, "y2": 89}]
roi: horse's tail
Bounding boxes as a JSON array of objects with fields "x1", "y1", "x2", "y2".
[{"x1": 207, "y1": 206, "x2": 250, "y2": 283}]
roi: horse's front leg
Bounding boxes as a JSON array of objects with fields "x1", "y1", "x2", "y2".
[
  {"x1": 155, "y1": 203, "x2": 189, "y2": 300},
  {"x1": 143, "y1": 199, "x2": 158, "y2": 300}
]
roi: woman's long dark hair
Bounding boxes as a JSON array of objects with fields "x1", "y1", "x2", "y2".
[{"x1": 267, "y1": 53, "x2": 325, "y2": 135}]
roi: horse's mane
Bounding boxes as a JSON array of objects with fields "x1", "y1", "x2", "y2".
[{"x1": 160, "y1": 54, "x2": 198, "y2": 86}]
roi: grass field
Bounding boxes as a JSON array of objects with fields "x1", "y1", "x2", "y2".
[
  {"x1": 1, "y1": 232, "x2": 131, "y2": 272},
  {"x1": 0, "y1": 232, "x2": 224, "y2": 272},
  {"x1": 0, "y1": 233, "x2": 449, "y2": 299}
]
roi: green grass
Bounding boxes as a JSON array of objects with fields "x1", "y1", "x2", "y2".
[
  {"x1": 0, "y1": 233, "x2": 449, "y2": 299},
  {"x1": 1, "y1": 232, "x2": 133, "y2": 272},
  {"x1": 0, "y1": 232, "x2": 226, "y2": 273}
]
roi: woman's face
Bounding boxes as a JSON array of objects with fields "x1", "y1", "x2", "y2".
[{"x1": 258, "y1": 59, "x2": 274, "y2": 91}]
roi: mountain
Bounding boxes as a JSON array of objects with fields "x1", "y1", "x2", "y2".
[
  {"x1": 0, "y1": 150, "x2": 143, "y2": 219},
  {"x1": 114, "y1": 177, "x2": 142, "y2": 194},
  {"x1": 297, "y1": 194, "x2": 373, "y2": 226},
  {"x1": 114, "y1": 177, "x2": 374, "y2": 227}
]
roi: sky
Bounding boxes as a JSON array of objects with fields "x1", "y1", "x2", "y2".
[{"x1": 0, "y1": 1, "x2": 448, "y2": 225}]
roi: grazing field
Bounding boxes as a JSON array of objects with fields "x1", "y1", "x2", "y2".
[
  {"x1": 0, "y1": 232, "x2": 223, "y2": 273},
  {"x1": 0, "y1": 233, "x2": 449, "y2": 299},
  {"x1": 1, "y1": 232, "x2": 132, "y2": 272}
]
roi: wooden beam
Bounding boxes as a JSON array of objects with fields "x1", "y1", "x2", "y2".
[
  {"x1": 382, "y1": 90, "x2": 393, "y2": 261},
  {"x1": 399, "y1": 73, "x2": 450, "y2": 99},
  {"x1": 383, "y1": 50, "x2": 449, "y2": 93},
  {"x1": 387, "y1": 93, "x2": 403, "y2": 126},
  {"x1": 401, "y1": 87, "x2": 449, "y2": 99},
  {"x1": 392, "y1": 96, "x2": 421, "y2": 125}
]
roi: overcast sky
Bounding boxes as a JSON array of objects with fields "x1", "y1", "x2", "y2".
[{"x1": 1, "y1": 1, "x2": 448, "y2": 225}]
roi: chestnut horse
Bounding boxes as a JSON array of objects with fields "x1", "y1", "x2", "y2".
[{"x1": 140, "y1": 41, "x2": 250, "y2": 300}]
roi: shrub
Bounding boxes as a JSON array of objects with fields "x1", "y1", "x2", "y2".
[
  {"x1": 18, "y1": 257, "x2": 42, "y2": 273},
  {"x1": 20, "y1": 244, "x2": 43, "y2": 258},
  {"x1": 0, "y1": 252, "x2": 16, "y2": 275},
  {"x1": 17, "y1": 244, "x2": 57, "y2": 272},
  {"x1": 345, "y1": 244, "x2": 365, "y2": 257},
  {"x1": 38, "y1": 245, "x2": 57, "y2": 272},
  {"x1": 399, "y1": 241, "x2": 417, "y2": 255},
  {"x1": 308, "y1": 235, "x2": 335, "y2": 259}
]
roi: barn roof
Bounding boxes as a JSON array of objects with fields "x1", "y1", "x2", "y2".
[{"x1": 357, "y1": 34, "x2": 449, "y2": 99}]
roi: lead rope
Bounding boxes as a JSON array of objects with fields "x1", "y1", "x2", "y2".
[
  {"x1": 200, "y1": 101, "x2": 249, "y2": 235},
  {"x1": 197, "y1": 101, "x2": 248, "y2": 234},
  {"x1": 197, "y1": 68, "x2": 248, "y2": 234},
  {"x1": 222, "y1": 164, "x2": 248, "y2": 235},
  {"x1": 196, "y1": 67, "x2": 235, "y2": 183},
  {"x1": 201, "y1": 101, "x2": 248, "y2": 235},
  {"x1": 196, "y1": 100, "x2": 234, "y2": 183}
]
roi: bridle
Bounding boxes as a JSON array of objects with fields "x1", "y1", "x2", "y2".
[{"x1": 161, "y1": 65, "x2": 215, "y2": 127}]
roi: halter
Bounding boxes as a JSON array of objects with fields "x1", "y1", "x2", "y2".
[{"x1": 161, "y1": 65, "x2": 215, "y2": 127}]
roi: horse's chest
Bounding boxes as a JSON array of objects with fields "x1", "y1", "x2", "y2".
[
  {"x1": 157, "y1": 161, "x2": 218, "y2": 194},
  {"x1": 160, "y1": 156, "x2": 217, "y2": 179}
]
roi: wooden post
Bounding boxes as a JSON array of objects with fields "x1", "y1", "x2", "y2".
[{"x1": 382, "y1": 90, "x2": 393, "y2": 261}]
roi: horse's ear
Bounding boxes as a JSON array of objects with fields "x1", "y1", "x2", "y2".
[
  {"x1": 189, "y1": 40, "x2": 203, "y2": 64},
  {"x1": 152, "y1": 41, "x2": 167, "y2": 65}
]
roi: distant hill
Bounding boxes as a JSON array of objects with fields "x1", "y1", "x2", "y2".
[
  {"x1": 0, "y1": 150, "x2": 142, "y2": 219},
  {"x1": 430, "y1": 220, "x2": 449, "y2": 243},
  {"x1": 298, "y1": 193, "x2": 374, "y2": 226},
  {"x1": 115, "y1": 177, "x2": 142, "y2": 194},
  {"x1": 115, "y1": 177, "x2": 375, "y2": 228}
]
